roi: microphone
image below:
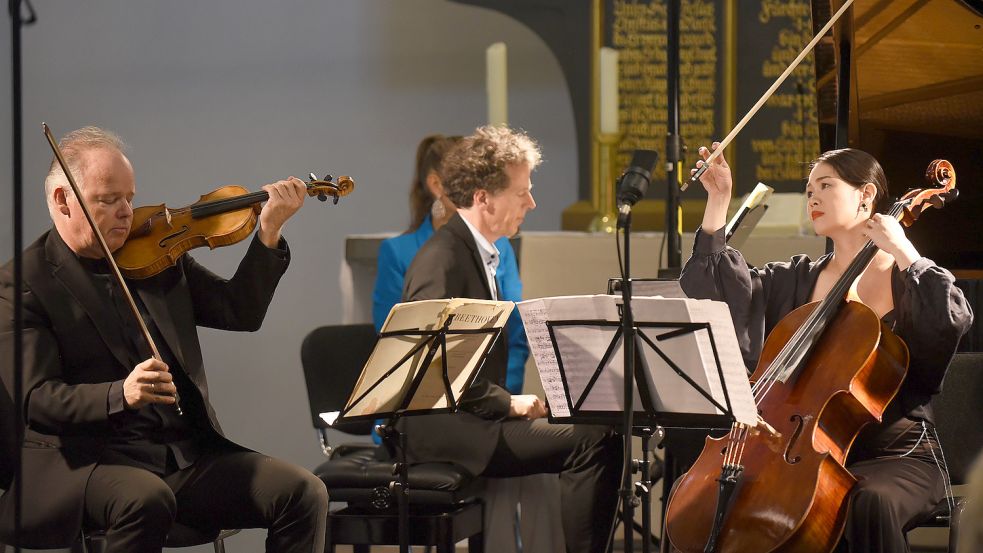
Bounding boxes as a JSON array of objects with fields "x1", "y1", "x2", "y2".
[{"x1": 617, "y1": 150, "x2": 659, "y2": 221}]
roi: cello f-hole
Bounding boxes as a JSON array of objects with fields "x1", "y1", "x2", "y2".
[{"x1": 784, "y1": 414, "x2": 805, "y2": 464}]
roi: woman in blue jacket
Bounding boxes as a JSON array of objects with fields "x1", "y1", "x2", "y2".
[{"x1": 372, "y1": 134, "x2": 529, "y2": 393}]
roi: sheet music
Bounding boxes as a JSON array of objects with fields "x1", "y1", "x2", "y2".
[
  {"x1": 685, "y1": 300, "x2": 758, "y2": 425},
  {"x1": 344, "y1": 298, "x2": 512, "y2": 418},
  {"x1": 518, "y1": 295, "x2": 610, "y2": 417},
  {"x1": 519, "y1": 295, "x2": 646, "y2": 416},
  {"x1": 632, "y1": 298, "x2": 757, "y2": 426},
  {"x1": 625, "y1": 279, "x2": 687, "y2": 299},
  {"x1": 516, "y1": 300, "x2": 569, "y2": 416},
  {"x1": 520, "y1": 295, "x2": 757, "y2": 426}
]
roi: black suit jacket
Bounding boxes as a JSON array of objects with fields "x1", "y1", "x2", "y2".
[
  {"x1": 400, "y1": 213, "x2": 512, "y2": 475},
  {"x1": 0, "y1": 229, "x2": 288, "y2": 547}
]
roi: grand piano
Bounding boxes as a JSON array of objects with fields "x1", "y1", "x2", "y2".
[
  {"x1": 798, "y1": 9, "x2": 981, "y2": 550},
  {"x1": 812, "y1": 0, "x2": 983, "y2": 276}
]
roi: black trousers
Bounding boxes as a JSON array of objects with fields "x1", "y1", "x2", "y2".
[
  {"x1": 834, "y1": 455, "x2": 945, "y2": 553},
  {"x1": 83, "y1": 450, "x2": 328, "y2": 553},
  {"x1": 834, "y1": 419, "x2": 947, "y2": 553},
  {"x1": 480, "y1": 420, "x2": 623, "y2": 553}
]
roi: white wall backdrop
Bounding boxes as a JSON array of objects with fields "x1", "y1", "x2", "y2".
[{"x1": 0, "y1": 1, "x2": 577, "y2": 550}]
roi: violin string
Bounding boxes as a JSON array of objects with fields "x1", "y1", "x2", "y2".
[
  {"x1": 190, "y1": 190, "x2": 270, "y2": 217},
  {"x1": 189, "y1": 180, "x2": 329, "y2": 216}
]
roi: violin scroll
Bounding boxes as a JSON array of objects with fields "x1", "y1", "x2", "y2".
[
  {"x1": 898, "y1": 160, "x2": 958, "y2": 227},
  {"x1": 307, "y1": 173, "x2": 355, "y2": 205}
]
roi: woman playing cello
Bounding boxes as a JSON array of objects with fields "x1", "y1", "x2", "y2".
[{"x1": 679, "y1": 143, "x2": 973, "y2": 552}]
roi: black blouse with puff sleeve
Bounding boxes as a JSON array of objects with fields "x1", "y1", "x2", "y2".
[{"x1": 680, "y1": 227, "x2": 973, "y2": 458}]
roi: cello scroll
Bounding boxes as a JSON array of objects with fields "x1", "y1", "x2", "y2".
[{"x1": 898, "y1": 160, "x2": 957, "y2": 227}]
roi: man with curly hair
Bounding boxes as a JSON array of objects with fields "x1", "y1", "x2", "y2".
[{"x1": 402, "y1": 126, "x2": 622, "y2": 553}]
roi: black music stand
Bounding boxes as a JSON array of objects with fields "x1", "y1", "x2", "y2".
[
  {"x1": 337, "y1": 311, "x2": 506, "y2": 553},
  {"x1": 539, "y1": 300, "x2": 750, "y2": 553}
]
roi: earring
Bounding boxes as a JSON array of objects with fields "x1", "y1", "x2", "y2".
[
  {"x1": 430, "y1": 198, "x2": 446, "y2": 221},
  {"x1": 861, "y1": 203, "x2": 868, "y2": 212}
]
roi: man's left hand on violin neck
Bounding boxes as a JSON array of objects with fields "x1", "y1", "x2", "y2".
[{"x1": 257, "y1": 176, "x2": 307, "y2": 248}]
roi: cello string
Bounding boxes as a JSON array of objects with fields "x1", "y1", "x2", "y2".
[
  {"x1": 744, "y1": 201, "x2": 910, "y2": 465},
  {"x1": 735, "y1": 424, "x2": 750, "y2": 465},
  {"x1": 753, "y1": 201, "x2": 904, "y2": 400},
  {"x1": 722, "y1": 424, "x2": 737, "y2": 467}
]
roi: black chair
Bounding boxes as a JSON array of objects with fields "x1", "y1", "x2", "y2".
[
  {"x1": 906, "y1": 352, "x2": 983, "y2": 551},
  {"x1": 955, "y1": 279, "x2": 983, "y2": 352},
  {"x1": 301, "y1": 324, "x2": 485, "y2": 553}
]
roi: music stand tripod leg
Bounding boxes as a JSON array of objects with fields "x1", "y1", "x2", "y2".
[{"x1": 380, "y1": 324, "x2": 447, "y2": 553}]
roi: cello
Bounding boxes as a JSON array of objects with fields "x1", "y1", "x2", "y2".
[{"x1": 664, "y1": 160, "x2": 958, "y2": 553}]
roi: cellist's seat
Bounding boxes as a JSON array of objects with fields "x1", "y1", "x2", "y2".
[{"x1": 905, "y1": 352, "x2": 983, "y2": 552}]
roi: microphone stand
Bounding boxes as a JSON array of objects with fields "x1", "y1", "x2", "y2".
[
  {"x1": 617, "y1": 202, "x2": 639, "y2": 553},
  {"x1": 8, "y1": 2, "x2": 36, "y2": 550},
  {"x1": 664, "y1": 0, "x2": 683, "y2": 275}
]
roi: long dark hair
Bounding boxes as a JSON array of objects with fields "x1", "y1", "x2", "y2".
[
  {"x1": 809, "y1": 148, "x2": 889, "y2": 213},
  {"x1": 407, "y1": 134, "x2": 460, "y2": 232}
]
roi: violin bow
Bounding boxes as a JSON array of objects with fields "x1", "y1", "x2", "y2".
[
  {"x1": 686, "y1": 0, "x2": 856, "y2": 190},
  {"x1": 42, "y1": 123, "x2": 182, "y2": 415}
]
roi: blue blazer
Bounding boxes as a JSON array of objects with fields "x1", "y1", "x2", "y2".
[{"x1": 372, "y1": 214, "x2": 529, "y2": 393}]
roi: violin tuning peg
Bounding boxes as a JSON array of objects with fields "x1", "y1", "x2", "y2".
[
  {"x1": 332, "y1": 195, "x2": 340, "y2": 205},
  {"x1": 930, "y1": 195, "x2": 945, "y2": 208},
  {"x1": 317, "y1": 192, "x2": 327, "y2": 202},
  {"x1": 323, "y1": 173, "x2": 333, "y2": 183},
  {"x1": 309, "y1": 172, "x2": 318, "y2": 182}
]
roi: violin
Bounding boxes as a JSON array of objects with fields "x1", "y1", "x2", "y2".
[
  {"x1": 115, "y1": 174, "x2": 354, "y2": 279},
  {"x1": 665, "y1": 161, "x2": 957, "y2": 553}
]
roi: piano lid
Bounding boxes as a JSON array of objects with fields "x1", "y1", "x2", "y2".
[
  {"x1": 814, "y1": 0, "x2": 983, "y2": 144},
  {"x1": 812, "y1": 0, "x2": 983, "y2": 270}
]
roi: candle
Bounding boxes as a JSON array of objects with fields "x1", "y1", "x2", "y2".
[
  {"x1": 599, "y1": 47, "x2": 619, "y2": 134},
  {"x1": 486, "y1": 42, "x2": 508, "y2": 126}
]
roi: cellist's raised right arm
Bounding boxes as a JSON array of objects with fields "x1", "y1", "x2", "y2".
[{"x1": 693, "y1": 142, "x2": 732, "y2": 234}]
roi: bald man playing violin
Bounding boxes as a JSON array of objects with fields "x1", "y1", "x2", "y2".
[{"x1": 0, "y1": 127, "x2": 327, "y2": 552}]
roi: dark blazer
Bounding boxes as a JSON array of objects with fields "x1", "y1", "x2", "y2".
[
  {"x1": 400, "y1": 213, "x2": 512, "y2": 476},
  {"x1": 0, "y1": 229, "x2": 289, "y2": 548}
]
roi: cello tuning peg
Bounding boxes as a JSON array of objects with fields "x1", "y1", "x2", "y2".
[{"x1": 929, "y1": 195, "x2": 945, "y2": 209}]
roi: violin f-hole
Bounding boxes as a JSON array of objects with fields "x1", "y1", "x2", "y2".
[
  {"x1": 784, "y1": 414, "x2": 805, "y2": 464},
  {"x1": 159, "y1": 225, "x2": 190, "y2": 248}
]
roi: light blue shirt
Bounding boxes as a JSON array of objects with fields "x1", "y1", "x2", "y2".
[{"x1": 459, "y1": 213, "x2": 500, "y2": 300}]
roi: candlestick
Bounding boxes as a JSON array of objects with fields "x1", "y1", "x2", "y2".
[
  {"x1": 487, "y1": 42, "x2": 508, "y2": 126},
  {"x1": 599, "y1": 47, "x2": 619, "y2": 134}
]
